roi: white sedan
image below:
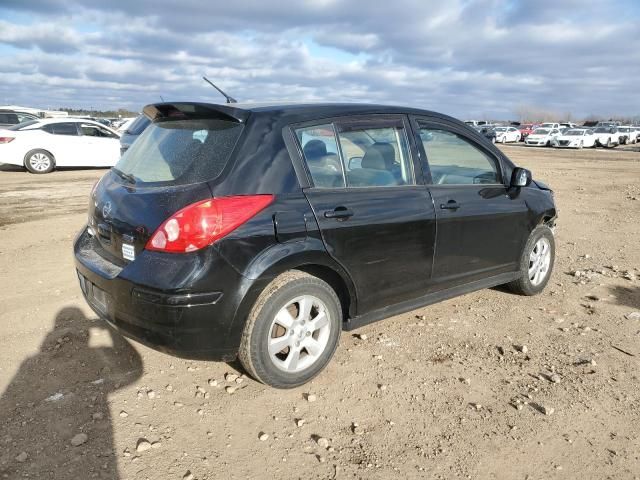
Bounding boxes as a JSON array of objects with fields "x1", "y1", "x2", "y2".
[
  {"x1": 0, "y1": 118, "x2": 120, "y2": 173},
  {"x1": 525, "y1": 128, "x2": 560, "y2": 147},
  {"x1": 552, "y1": 129, "x2": 597, "y2": 149},
  {"x1": 493, "y1": 126, "x2": 521, "y2": 143},
  {"x1": 592, "y1": 127, "x2": 620, "y2": 148}
]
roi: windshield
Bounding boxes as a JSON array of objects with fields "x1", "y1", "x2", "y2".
[
  {"x1": 494, "y1": 127, "x2": 507, "y2": 132},
  {"x1": 594, "y1": 127, "x2": 609, "y2": 133},
  {"x1": 125, "y1": 115, "x2": 151, "y2": 135},
  {"x1": 565, "y1": 130, "x2": 584, "y2": 136},
  {"x1": 533, "y1": 128, "x2": 550, "y2": 134},
  {"x1": 114, "y1": 118, "x2": 243, "y2": 186},
  {"x1": 6, "y1": 120, "x2": 40, "y2": 131}
]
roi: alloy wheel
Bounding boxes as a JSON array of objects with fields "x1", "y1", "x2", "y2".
[
  {"x1": 267, "y1": 295, "x2": 331, "y2": 373},
  {"x1": 29, "y1": 153, "x2": 52, "y2": 172},
  {"x1": 528, "y1": 238, "x2": 551, "y2": 286}
]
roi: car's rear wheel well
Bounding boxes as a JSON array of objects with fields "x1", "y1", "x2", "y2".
[{"x1": 296, "y1": 264, "x2": 353, "y2": 322}]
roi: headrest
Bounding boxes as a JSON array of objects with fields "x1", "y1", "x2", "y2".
[
  {"x1": 362, "y1": 142, "x2": 395, "y2": 170},
  {"x1": 303, "y1": 139, "x2": 328, "y2": 160}
]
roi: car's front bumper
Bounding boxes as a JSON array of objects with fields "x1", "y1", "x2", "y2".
[{"x1": 74, "y1": 228, "x2": 250, "y2": 361}]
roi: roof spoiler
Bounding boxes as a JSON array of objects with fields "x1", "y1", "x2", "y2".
[{"x1": 142, "y1": 102, "x2": 249, "y2": 123}]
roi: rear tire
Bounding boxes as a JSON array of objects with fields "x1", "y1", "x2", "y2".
[
  {"x1": 24, "y1": 149, "x2": 55, "y2": 174},
  {"x1": 239, "y1": 270, "x2": 342, "y2": 388},
  {"x1": 506, "y1": 225, "x2": 555, "y2": 296}
]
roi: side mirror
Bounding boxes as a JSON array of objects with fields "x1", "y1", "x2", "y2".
[{"x1": 510, "y1": 167, "x2": 532, "y2": 188}]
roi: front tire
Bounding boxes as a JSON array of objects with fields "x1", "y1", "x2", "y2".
[
  {"x1": 24, "y1": 149, "x2": 55, "y2": 174},
  {"x1": 239, "y1": 270, "x2": 342, "y2": 388},
  {"x1": 506, "y1": 225, "x2": 555, "y2": 296}
]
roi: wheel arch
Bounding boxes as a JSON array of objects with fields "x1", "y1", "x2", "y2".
[
  {"x1": 249, "y1": 249, "x2": 357, "y2": 321},
  {"x1": 226, "y1": 245, "x2": 358, "y2": 351}
]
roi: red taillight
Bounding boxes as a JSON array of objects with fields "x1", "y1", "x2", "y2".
[
  {"x1": 146, "y1": 195, "x2": 274, "y2": 253},
  {"x1": 0, "y1": 137, "x2": 15, "y2": 144}
]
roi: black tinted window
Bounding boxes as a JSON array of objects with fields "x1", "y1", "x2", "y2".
[
  {"x1": 420, "y1": 128, "x2": 500, "y2": 185},
  {"x1": 115, "y1": 119, "x2": 243, "y2": 185},
  {"x1": 0, "y1": 113, "x2": 18, "y2": 124},
  {"x1": 42, "y1": 123, "x2": 79, "y2": 136}
]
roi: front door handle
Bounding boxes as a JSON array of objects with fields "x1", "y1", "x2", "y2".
[
  {"x1": 440, "y1": 200, "x2": 461, "y2": 210},
  {"x1": 324, "y1": 207, "x2": 354, "y2": 219}
]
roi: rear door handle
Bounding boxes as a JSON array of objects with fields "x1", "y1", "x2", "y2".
[
  {"x1": 440, "y1": 200, "x2": 461, "y2": 210},
  {"x1": 324, "y1": 207, "x2": 354, "y2": 219}
]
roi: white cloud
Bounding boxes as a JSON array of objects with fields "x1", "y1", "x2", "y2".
[{"x1": 0, "y1": 0, "x2": 638, "y2": 119}]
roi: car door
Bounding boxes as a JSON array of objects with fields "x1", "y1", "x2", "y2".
[
  {"x1": 293, "y1": 116, "x2": 437, "y2": 315},
  {"x1": 40, "y1": 122, "x2": 84, "y2": 165},
  {"x1": 411, "y1": 117, "x2": 530, "y2": 290},
  {"x1": 78, "y1": 123, "x2": 121, "y2": 166}
]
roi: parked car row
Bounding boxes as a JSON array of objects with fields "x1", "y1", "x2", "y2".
[
  {"x1": 526, "y1": 125, "x2": 640, "y2": 149},
  {"x1": 470, "y1": 120, "x2": 640, "y2": 149}
]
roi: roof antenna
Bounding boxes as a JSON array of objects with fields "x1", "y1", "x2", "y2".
[
  {"x1": 159, "y1": 95, "x2": 165, "y2": 102},
  {"x1": 202, "y1": 76, "x2": 237, "y2": 104}
]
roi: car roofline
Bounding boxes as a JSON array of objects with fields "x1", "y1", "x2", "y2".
[{"x1": 141, "y1": 101, "x2": 461, "y2": 126}]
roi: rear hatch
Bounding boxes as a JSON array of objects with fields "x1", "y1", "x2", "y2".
[{"x1": 88, "y1": 103, "x2": 248, "y2": 264}]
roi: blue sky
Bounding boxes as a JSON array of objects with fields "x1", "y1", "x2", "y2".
[{"x1": 0, "y1": 0, "x2": 638, "y2": 119}]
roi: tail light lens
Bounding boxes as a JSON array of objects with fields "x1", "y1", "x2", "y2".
[
  {"x1": 0, "y1": 137, "x2": 15, "y2": 144},
  {"x1": 146, "y1": 195, "x2": 274, "y2": 253}
]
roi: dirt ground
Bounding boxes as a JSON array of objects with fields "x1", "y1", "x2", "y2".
[{"x1": 0, "y1": 144, "x2": 639, "y2": 480}]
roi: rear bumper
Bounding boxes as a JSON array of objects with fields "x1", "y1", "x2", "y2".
[{"x1": 74, "y1": 228, "x2": 249, "y2": 361}]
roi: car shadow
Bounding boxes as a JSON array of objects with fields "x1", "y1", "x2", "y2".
[
  {"x1": 0, "y1": 164, "x2": 24, "y2": 172},
  {"x1": 0, "y1": 306, "x2": 143, "y2": 479},
  {"x1": 609, "y1": 285, "x2": 640, "y2": 310}
]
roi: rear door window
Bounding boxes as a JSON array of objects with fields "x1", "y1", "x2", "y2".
[
  {"x1": 295, "y1": 118, "x2": 415, "y2": 188},
  {"x1": 42, "y1": 122, "x2": 79, "y2": 136},
  {"x1": 419, "y1": 127, "x2": 500, "y2": 185},
  {"x1": 0, "y1": 113, "x2": 19, "y2": 124},
  {"x1": 114, "y1": 118, "x2": 243, "y2": 185}
]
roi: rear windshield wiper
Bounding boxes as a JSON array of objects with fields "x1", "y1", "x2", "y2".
[{"x1": 112, "y1": 167, "x2": 137, "y2": 184}]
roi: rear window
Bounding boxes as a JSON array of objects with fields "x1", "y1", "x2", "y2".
[{"x1": 114, "y1": 118, "x2": 243, "y2": 185}]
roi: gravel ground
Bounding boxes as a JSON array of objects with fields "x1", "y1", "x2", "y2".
[{"x1": 0, "y1": 145, "x2": 639, "y2": 479}]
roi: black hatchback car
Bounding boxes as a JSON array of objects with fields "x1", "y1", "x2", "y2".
[{"x1": 74, "y1": 102, "x2": 556, "y2": 388}]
